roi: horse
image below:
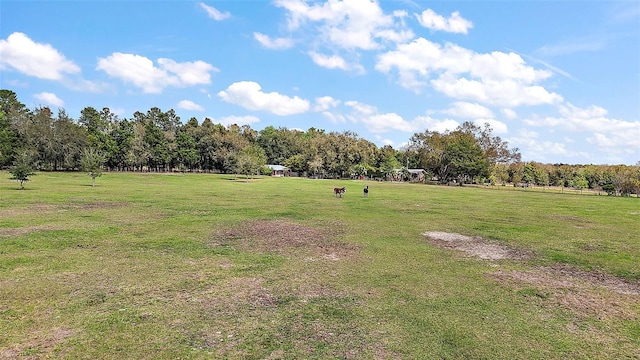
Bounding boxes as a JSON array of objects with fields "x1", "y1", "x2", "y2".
[{"x1": 334, "y1": 186, "x2": 346, "y2": 197}]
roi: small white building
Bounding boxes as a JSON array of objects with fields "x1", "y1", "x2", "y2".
[{"x1": 266, "y1": 165, "x2": 289, "y2": 177}]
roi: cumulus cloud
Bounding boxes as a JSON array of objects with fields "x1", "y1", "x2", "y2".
[
  {"x1": 431, "y1": 75, "x2": 563, "y2": 107},
  {"x1": 474, "y1": 119, "x2": 508, "y2": 134},
  {"x1": 34, "y1": 92, "x2": 64, "y2": 107},
  {"x1": 211, "y1": 115, "x2": 261, "y2": 127},
  {"x1": 308, "y1": 51, "x2": 348, "y2": 70},
  {"x1": 313, "y1": 96, "x2": 340, "y2": 111},
  {"x1": 307, "y1": 51, "x2": 365, "y2": 73},
  {"x1": 507, "y1": 129, "x2": 591, "y2": 162},
  {"x1": 443, "y1": 101, "x2": 494, "y2": 118},
  {"x1": 254, "y1": 32, "x2": 294, "y2": 50},
  {"x1": 415, "y1": 9, "x2": 473, "y2": 34},
  {"x1": 177, "y1": 100, "x2": 204, "y2": 111},
  {"x1": 217, "y1": 81, "x2": 310, "y2": 115},
  {"x1": 376, "y1": 37, "x2": 562, "y2": 106},
  {"x1": 501, "y1": 108, "x2": 518, "y2": 120},
  {"x1": 0, "y1": 32, "x2": 80, "y2": 80},
  {"x1": 275, "y1": 0, "x2": 413, "y2": 50},
  {"x1": 343, "y1": 100, "x2": 460, "y2": 134},
  {"x1": 411, "y1": 116, "x2": 460, "y2": 133},
  {"x1": 523, "y1": 102, "x2": 640, "y2": 152},
  {"x1": 332, "y1": 100, "x2": 411, "y2": 133},
  {"x1": 96, "y1": 53, "x2": 217, "y2": 93},
  {"x1": 199, "y1": 2, "x2": 230, "y2": 20}
]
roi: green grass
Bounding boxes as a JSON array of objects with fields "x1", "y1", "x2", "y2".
[{"x1": 1, "y1": 171, "x2": 638, "y2": 359}]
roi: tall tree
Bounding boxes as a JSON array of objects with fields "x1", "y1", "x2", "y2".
[
  {"x1": 446, "y1": 130, "x2": 489, "y2": 183},
  {"x1": 0, "y1": 89, "x2": 30, "y2": 166}
]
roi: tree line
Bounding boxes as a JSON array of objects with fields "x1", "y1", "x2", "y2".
[{"x1": 1, "y1": 89, "x2": 638, "y2": 195}]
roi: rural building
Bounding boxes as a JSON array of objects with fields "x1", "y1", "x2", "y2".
[
  {"x1": 408, "y1": 169, "x2": 427, "y2": 182},
  {"x1": 266, "y1": 165, "x2": 289, "y2": 177}
]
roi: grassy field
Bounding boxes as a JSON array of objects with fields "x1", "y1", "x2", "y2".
[{"x1": 1, "y1": 171, "x2": 638, "y2": 359}]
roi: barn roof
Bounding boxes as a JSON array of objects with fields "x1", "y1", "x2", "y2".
[{"x1": 266, "y1": 165, "x2": 288, "y2": 171}]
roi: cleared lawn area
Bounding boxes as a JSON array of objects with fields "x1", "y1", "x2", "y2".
[{"x1": 1, "y1": 171, "x2": 638, "y2": 359}]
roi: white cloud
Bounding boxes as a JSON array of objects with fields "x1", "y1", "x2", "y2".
[
  {"x1": 254, "y1": 32, "x2": 294, "y2": 50},
  {"x1": 308, "y1": 51, "x2": 348, "y2": 70},
  {"x1": 34, "y1": 92, "x2": 64, "y2": 107},
  {"x1": 177, "y1": 100, "x2": 204, "y2": 111},
  {"x1": 307, "y1": 51, "x2": 364, "y2": 73},
  {"x1": 380, "y1": 138, "x2": 395, "y2": 146},
  {"x1": 157, "y1": 58, "x2": 217, "y2": 87},
  {"x1": 508, "y1": 130, "x2": 575, "y2": 160},
  {"x1": 321, "y1": 111, "x2": 347, "y2": 123},
  {"x1": 275, "y1": 0, "x2": 413, "y2": 50},
  {"x1": 376, "y1": 37, "x2": 562, "y2": 107},
  {"x1": 431, "y1": 75, "x2": 563, "y2": 107},
  {"x1": 343, "y1": 100, "x2": 460, "y2": 134},
  {"x1": 474, "y1": 119, "x2": 508, "y2": 134},
  {"x1": 345, "y1": 100, "x2": 413, "y2": 133},
  {"x1": 443, "y1": 102, "x2": 493, "y2": 118},
  {"x1": 212, "y1": 115, "x2": 261, "y2": 127},
  {"x1": 96, "y1": 53, "x2": 217, "y2": 93},
  {"x1": 501, "y1": 108, "x2": 518, "y2": 120},
  {"x1": 218, "y1": 81, "x2": 310, "y2": 115},
  {"x1": 412, "y1": 116, "x2": 460, "y2": 133},
  {"x1": 199, "y1": 2, "x2": 230, "y2": 20},
  {"x1": 523, "y1": 102, "x2": 640, "y2": 151},
  {"x1": 313, "y1": 96, "x2": 340, "y2": 111},
  {"x1": 0, "y1": 32, "x2": 80, "y2": 80},
  {"x1": 415, "y1": 9, "x2": 473, "y2": 34},
  {"x1": 64, "y1": 78, "x2": 110, "y2": 93}
]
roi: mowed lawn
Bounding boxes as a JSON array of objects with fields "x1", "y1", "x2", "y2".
[{"x1": 1, "y1": 171, "x2": 638, "y2": 359}]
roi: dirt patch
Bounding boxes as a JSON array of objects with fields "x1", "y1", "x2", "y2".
[
  {"x1": 423, "y1": 231, "x2": 530, "y2": 260},
  {"x1": 1, "y1": 327, "x2": 74, "y2": 359},
  {"x1": 211, "y1": 219, "x2": 358, "y2": 260},
  {"x1": 493, "y1": 264, "x2": 640, "y2": 320},
  {"x1": 221, "y1": 277, "x2": 279, "y2": 309},
  {"x1": 0, "y1": 224, "x2": 67, "y2": 237}
]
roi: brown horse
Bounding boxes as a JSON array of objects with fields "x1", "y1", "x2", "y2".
[{"x1": 333, "y1": 186, "x2": 346, "y2": 197}]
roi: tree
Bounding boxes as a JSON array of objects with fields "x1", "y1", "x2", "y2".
[
  {"x1": 570, "y1": 173, "x2": 588, "y2": 193},
  {"x1": 0, "y1": 109, "x2": 17, "y2": 167},
  {"x1": 235, "y1": 144, "x2": 266, "y2": 181},
  {"x1": 80, "y1": 149, "x2": 105, "y2": 187},
  {"x1": 0, "y1": 90, "x2": 29, "y2": 167},
  {"x1": 9, "y1": 152, "x2": 35, "y2": 189},
  {"x1": 283, "y1": 154, "x2": 307, "y2": 175},
  {"x1": 446, "y1": 131, "x2": 489, "y2": 184},
  {"x1": 175, "y1": 131, "x2": 199, "y2": 171}
]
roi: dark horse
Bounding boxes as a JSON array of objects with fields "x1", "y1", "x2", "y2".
[{"x1": 334, "y1": 186, "x2": 346, "y2": 197}]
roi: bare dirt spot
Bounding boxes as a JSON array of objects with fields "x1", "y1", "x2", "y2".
[
  {"x1": 0, "y1": 224, "x2": 67, "y2": 237},
  {"x1": 1, "y1": 327, "x2": 74, "y2": 359},
  {"x1": 423, "y1": 231, "x2": 530, "y2": 260},
  {"x1": 224, "y1": 277, "x2": 279, "y2": 309},
  {"x1": 493, "y1": 264, "x2": 640, "y2": 320},
  {"x1": 211, "y1": 219, "x2": 359, "y2": 260}
]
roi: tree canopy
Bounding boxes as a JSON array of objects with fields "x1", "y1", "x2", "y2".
[{"x1": 1, "y1": 89, "x2": 638, "y2": 196}]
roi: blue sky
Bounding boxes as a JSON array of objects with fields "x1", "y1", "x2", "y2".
[{"x1": 1, "y1": 0, "x2": 639, "y2": 165}]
